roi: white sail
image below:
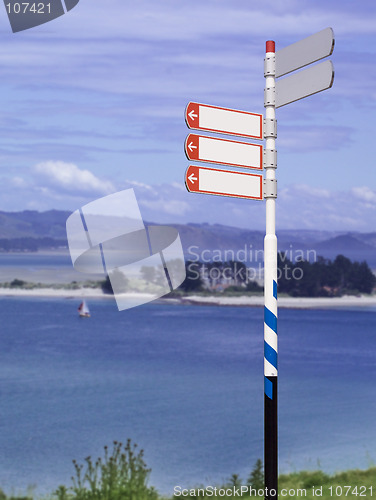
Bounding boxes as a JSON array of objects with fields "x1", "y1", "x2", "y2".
[{"x1": 78, "y1": 300, "x2": 90, "y2": 317}]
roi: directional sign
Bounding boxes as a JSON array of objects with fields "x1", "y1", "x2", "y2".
[
  {"x1": 185, "y1": 165, "x2": 263, "y2": 200},
  {"x1": 275, "y1": 27, "x2": 334, "y2": 78},
  {"x1": 275, "y1": 60, "x2": 334, "y2": 108},
  {"x1": 185, "y1": 134, "x2": 263, "y2": 170},
  {"x1": 185, "y1": 102, "x2": 263, "y2": 140}
]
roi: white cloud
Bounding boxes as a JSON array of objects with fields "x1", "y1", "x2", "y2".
[
  {"x1": 125, "y1": 179, "x2": 153, "y2": 191},
  {"x1": 11, "y1": 176, "x2": 28, "y2": 188},
  {"x1": 0, "y1": 170, "x2": 374, "y2": 232},
  {"x1": 276, "y1": 184, "x2": 375, "y2": 231},
  {"x1": 351, "y1": 186, "x2": 376, "y2": 205},
  {"x1": 123, "y1": 180, "x2": 375, "y2": 232},
  {"x1": 33, "y1": 160, "x2": 115, "y2": 196},
  {"x1": 139, "y1": 198, "x2": 191, "y2": 216}
]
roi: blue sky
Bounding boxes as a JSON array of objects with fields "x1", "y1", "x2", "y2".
[{"x1": 0, "y1": 0, "x2": 375, "y2": 231}]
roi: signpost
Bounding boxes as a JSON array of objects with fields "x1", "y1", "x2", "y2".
[
  {"x1": 275, "y1": 27, "x2": 334, "y2": 78},
  {"x1": 185, "y1": 134, "x2": 263, "y2": 170},
  {"x1": 185, "y1": 165, "x2": 263, "y2": 200},
  {"x1": 263, "y1": 40, "x2": 278, "y2": 500},
  {"x1": 263, "y1": 31, "x2": 334, "y2": 500},
  {"x1": 275, "y1": 60, "x2": 334, "y2": 108},
  {"x1": 185, "y1": 102, "x2": 263, "y2": 139},
  {"x1": 183, "y1": 27, "x2": 335, "y2": 500}
]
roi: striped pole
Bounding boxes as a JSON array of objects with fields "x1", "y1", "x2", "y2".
[{"x1": 264, "y1": 40, "x2": 278, "y2": 500}]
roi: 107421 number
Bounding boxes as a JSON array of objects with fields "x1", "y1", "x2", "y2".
[
  {"x1": 328, "y1": 486, "x2": 373, "y2": 496},
  {"x1": 5, "y1": 3, "x2": 51, "y2": 14}
]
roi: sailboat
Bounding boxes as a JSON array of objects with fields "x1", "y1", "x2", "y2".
[{"x1": 78, "y1": 300, "x2": 91, "y2": 318}]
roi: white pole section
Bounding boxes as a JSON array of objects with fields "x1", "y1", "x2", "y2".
[{"x1": 263, "y1": 39, "x2": 278, "y2": 500}]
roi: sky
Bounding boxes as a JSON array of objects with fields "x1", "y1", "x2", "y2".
[{"x1": 0, "y1": 0, "x2": 375, "y2": 231}]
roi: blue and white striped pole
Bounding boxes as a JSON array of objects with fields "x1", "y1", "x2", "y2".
[{"x1": 264, "y1": 40, "x2": 278, "y2": 500}]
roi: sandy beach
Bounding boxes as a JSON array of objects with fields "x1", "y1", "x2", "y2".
[
  {"x1": 0, "y1": 287, "x2": 111, "y2": 299},
  {"x1": 0, "y1": 287, "x2": 374, "y2": 309},
  {"x1": 180, "y1": 294, "x2": 376, "y2": 309}
]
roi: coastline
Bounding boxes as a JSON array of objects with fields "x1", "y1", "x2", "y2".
[
  {"x1": 0, "y1": 287, "x2": 112, "y2": 299},
  {"x1": 180, "y1": 294, "x2": 376, "y2": 309},
  {"x1": 0, "y1": 287, "x2": 375, "y2": 309}
]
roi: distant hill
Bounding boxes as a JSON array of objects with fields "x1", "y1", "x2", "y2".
[
  {"x1": 313, "y1": 234, "x2": 376, "y2": 267},
  {"x1": 0, "y1": 210, "x2": 374, "y2": 267},
  {"x1": 315, "y1": 234, "x2": 374, "y2": 252},
  {"x1": 0, "y1": 210, "x2": 70, "y2": 239},
  {"x1": 172, "y1": 225, "x2": 376, "y2": 268}
]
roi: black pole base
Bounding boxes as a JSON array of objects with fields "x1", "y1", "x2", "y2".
[{"x1": 265, "y1": 376, "x2": 278, "y2": 500}]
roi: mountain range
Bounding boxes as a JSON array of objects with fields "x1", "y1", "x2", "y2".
[{"x1": 0, "y1": 210, "x2": 375, "y2": 268}]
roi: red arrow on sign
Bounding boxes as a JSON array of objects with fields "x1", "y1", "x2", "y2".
[
  {"x1": 185, "y1": 134, "x2": 199, "y2": 161},
  {"x1": 186, "y1": 103, "x2": 199, "y2": 126},
  {"x1": 185, "y1": 102, "x2": 263, "y2": 140},
  {"x1": 185, "y1": 133, "x2": 263, "y2": 170},
  {"x1": 185, "y1": 165, "x2": 263, "y2": 200}
]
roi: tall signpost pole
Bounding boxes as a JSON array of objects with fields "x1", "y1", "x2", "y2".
[
  {"x1": 263, "y1": 41, "x2": 278, "y2": 500},
  {"x1": 184, "y1": 28, "x2": 335, "y2": 500}
]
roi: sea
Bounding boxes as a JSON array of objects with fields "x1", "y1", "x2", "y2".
[{"x1": 0, "y1": 294, "x2": 375, "y2": 497}]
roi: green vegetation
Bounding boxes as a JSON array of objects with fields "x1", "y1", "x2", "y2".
[
  {"x1": 278, "y1": 254, "x2": 376, "y2": 297},
  {"x1": 278, "y1": 467, "x2": 376, "y2": 499},
  {"x1": 54, "y1": 440, "x2": 158, "y2": 500},
  {"x1": 1, "y1": 449, "x2": 376, "y2": 500},
  {"x1": 179, "y1": 260, "x2": 263, "y2": 295},
  {"x1": 178, "y1": 254, "x2": 376, "y2": 297},
  {"x1": 0, "y1": 279, "x2": 103, "y2": 291},
  {"x1": 169, "y1": 465, "x2": 376, "y2": 499},
  {"x1": 101, "y1": 267, "x2": 176, "y2": 295},
  {"x1": 247, "y1": 458, "x2": 264, "y2": 490},
  {"x1": 100, "y1": 275, "x2": 114, "y2": 294},
  {"x1": 0, "y1": 440, "x2": 157, "y2": 500}
]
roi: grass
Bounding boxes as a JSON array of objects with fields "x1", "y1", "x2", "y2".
[
  {"x1": 2, "y1": 460, "x2": 376, "y2": 499},
  {"x1": 277, "y1": 468, "x2": 376, "y2": 498},
  {"x1": 169, "y1": 468, "x2": 376, "y2": 499}
]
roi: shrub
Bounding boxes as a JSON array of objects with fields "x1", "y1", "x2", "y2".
[
  {"x1": 54, "y1": 440, "x2": 158, "y2": 500},
  {"x1": 247, "y1": 459, "x2": 264, "y2": 490},
  {"x1": 10, "y1": 279, "x2": 26, "y2": 288}
]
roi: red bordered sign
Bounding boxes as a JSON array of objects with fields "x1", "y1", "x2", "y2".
[
  {"x1": 185, "y1": 102, "x2": 263, "y2": 140},
  {"x1": 185, "y1": 165, "x2": 263, "y2": 200},
  {"x1": 185, "y1": 133, "x2": 263, "y2": 170}
]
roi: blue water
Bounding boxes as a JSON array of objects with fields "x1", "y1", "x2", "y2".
[
  {"x1": 0, "y1": 253, "x2": 72, "y2": 269},
  {"x1": 0, "y1": 298, "x2": 375, "y2": 496},
  {"x1": 0, "y1": 252, "x2": 77, "y2": 284}
]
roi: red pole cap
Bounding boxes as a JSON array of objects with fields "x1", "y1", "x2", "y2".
[{"x1": 266, "y1": 40, "x2": 275, "y2": 53}]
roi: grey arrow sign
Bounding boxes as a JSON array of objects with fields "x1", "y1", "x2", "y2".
[
  {"x1": 275, "y1": 60, "x2": 334, "y2": 108},
  {"x1": 275, "y1": 27, "x2": 334, "y2": 78}
]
